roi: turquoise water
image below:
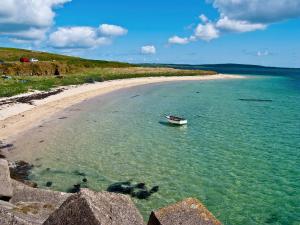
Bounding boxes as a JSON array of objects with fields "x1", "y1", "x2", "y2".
[{"x1": 12, "y1": 75, "x2": 300, "y2": 224}]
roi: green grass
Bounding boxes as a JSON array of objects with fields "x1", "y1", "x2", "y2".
[
  {"x1": 0, "y1": 47, "x2": 217, "y2": 97},
  {"x1": 0, "y1": 69, "x2": 216, "y2": 97}
]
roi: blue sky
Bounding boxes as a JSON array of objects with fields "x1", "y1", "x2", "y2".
[{"x1": 0, "y1": 0, "x2": 300, "y2": 67}]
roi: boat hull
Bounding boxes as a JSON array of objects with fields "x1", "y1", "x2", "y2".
[
  {"x1": 166, "y1": 116, "x2": 188, "y2": 125},
  {"x1": 167, "y1": 119, "x2": 187, "y2": 125}
]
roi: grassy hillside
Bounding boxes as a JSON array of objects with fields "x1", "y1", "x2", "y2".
[
  {"x1": 0, "y1": 48, "x2": 217, "y2": 97},
  {"x1": 0, "y1": 47, "x2": 131, "y2": 68}
]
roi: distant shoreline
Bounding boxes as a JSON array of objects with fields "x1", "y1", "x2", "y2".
[{"x1": 0, "y1": 74, "x2": 245, "y2": 141}]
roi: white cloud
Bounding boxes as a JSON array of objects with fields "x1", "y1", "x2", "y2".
[
  {"x1": 48, "y1": 24, "x2": 127, "y2": 49},
  {"x1": 0, "y1": 0, "x2": 71, "y2": 41},
  {"x1": 99, "y1": 24, "x2": 128, "y2": 36},
  {"x1": 194, "y1": 23, "x2": 219, "y2": 41},
  {"x1": 168, "y1": 14, "x2": 219, "y2": 44},
  {"x1": 257, "y1": 50, "x2": 270, "y2": 57},
  {"x1": 168, "y1": 36, "x2": 190, "y2": 45},
  {"x1": 169, "y1": 0, "x2": 300, "y2": 44},
  {"x1": 168, "y1": 19, "x2": 219, "y2": 45},
  {"x1": 199, "y1": 14, "x2": 209, "y2": 23},
  {"x1": 141, "y1": 45, "x2": 156, "y2": 55},
  {"x1": 9, "y1": 28, "x2": 48, "y2": 41},
  {"x1": 49, "y1": 26, "x2": 112, "y2": 49},
  {"x1": 209, "y1": 0, "x2": 300, "y2": 23},
  {"x1": 216, "y1": 17, "x2": 266, "y2": 32}
]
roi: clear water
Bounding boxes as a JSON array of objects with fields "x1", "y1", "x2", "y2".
[{"x1": 12, "y1": 75, "x2": 300, "y2": 225}]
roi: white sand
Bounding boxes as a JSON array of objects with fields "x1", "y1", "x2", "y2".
[{"x1": 0, "y1": 74, "x2": 244, "y2": 140}]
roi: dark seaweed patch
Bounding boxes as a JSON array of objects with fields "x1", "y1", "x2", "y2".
[
  {"x1": 265, "y1": 213, "x2": 279, "y2": 224},
  {"x1": 58, "y1": 116, "x2": 68, "y2": 120},
  {"x1": 0, "y1": 89, "x2": 64, "y2": 106},
  {"x1": 0, "y1": 143, "x2": 14, "y2": 150},
  {"x1": 46, "y1": 181, "x2": 53, "y2": 187},
  {"x1": 239, "y1": 99, "x2": 273, "y2": 102},
  {"x1": 72, "y1": 170, "x2": 86, "y2": 177}
]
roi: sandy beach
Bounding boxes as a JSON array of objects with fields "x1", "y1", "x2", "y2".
[{"x1": 0, "y1": 74, "x2": 244, "y2": 140}]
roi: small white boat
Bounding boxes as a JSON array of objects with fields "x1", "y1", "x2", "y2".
[{"x1": 165, "y1": 115, "x2": 187, "y2": 125}]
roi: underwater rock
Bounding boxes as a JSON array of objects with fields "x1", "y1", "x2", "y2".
[
  {"x1": 133, "y1": 190, "x2": 151, "y2": 199},
  {"x1": 67, "y1": 184, "x2": 81, "y2": 193},
  {"x1": 107, "y1": 181, "x2": 159, "y2": 199},
  {"x1": 46, "y1": 182, "x2": 53, "y2": 187},
  {"x1": 9, "y1": 161, "x2": 34, "y2": 183},
  {"x1": 135, "y1": 183, "x2": 146, "y2": 189},
  {"x1": 8, "y1": 160, "x2": 37, "y2": 188},
  {"x1": 150, "y1": 186, "x2": 159, "y2": 194},
  {"x1": 72, "y1": 170, "x2": 86, "y2": 177},
  {"x1": 107, "y1": 181, "x2": 134, "y2": 195}
]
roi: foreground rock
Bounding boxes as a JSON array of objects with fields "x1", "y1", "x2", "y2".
[
  {"x1": 0, "y1": 201, "x2": 54, "y2": 225},
  {"x1": 147, "y1": 198, "x2": 221, "y2": 225},
  {"x1": 0, "y1": 158, "x2": 223, "y2": 225},
  {"x1": 0, "y1": 206, "x2": 33, "y2": 225},
  {"x1": 0, "y1": 159, "x2": 13, "y2": 199},
  {"x1": 44, "y1": 189, "x2": 145, "y2": 225},
  {"x1": 0, "y1": 180, "x2": 72, "y2": 225},
  {"x1": 10, "y1": 180, "x2": 71, "y2": 209}
]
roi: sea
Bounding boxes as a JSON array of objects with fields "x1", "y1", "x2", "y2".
[{"x1": 11, "y1": 64, "x2": 300, "y2": 225}]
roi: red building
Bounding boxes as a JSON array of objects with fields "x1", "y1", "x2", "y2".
[{"x1": 20, "y1": 57, "x2": 30, "y2": 63}]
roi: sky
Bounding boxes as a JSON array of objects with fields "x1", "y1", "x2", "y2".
[{"x1": 0, "y1": 0, "x2": 300, "y2": 67}]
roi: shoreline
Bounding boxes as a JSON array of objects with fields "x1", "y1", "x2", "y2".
[{"x1": 0, "y1": 74, "x2": 245, "y2": 141}]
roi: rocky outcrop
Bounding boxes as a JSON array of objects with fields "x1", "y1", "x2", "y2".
[
  {"x1": 147, "y1": 198, "x2": 221, "y2": 225},
  {"x1": 0, "y1": 62, "x2": 73, "y2": 76},
  {"x1": 0, "y1": 159, "x2": 13, "y2": 199},
  {"x1": 43, "y1": 189, "x2": 145, "y2": 225}
]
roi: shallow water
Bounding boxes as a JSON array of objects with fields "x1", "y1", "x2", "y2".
[{"x1": 11, "y1": 75, "x2": 300, "y2": 224}]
